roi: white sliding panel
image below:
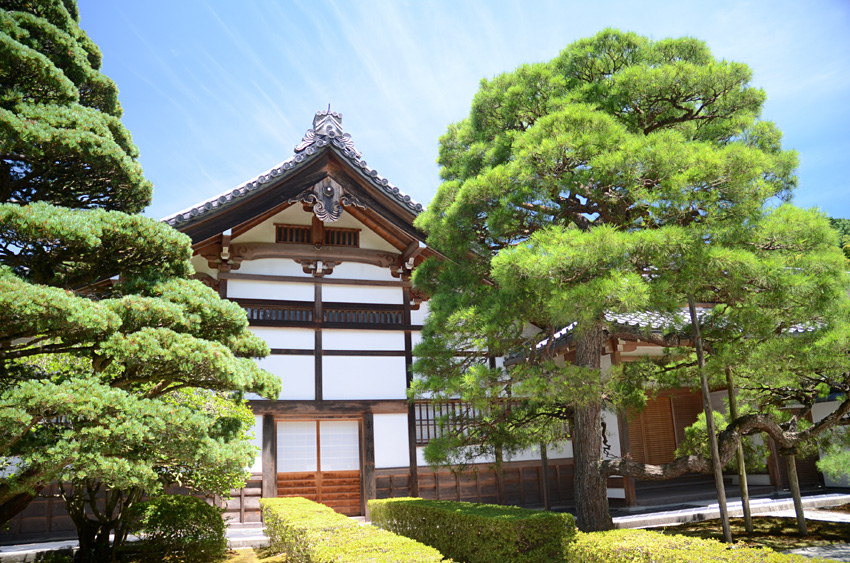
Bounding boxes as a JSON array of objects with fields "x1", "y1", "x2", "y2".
[
  {"x1": 277, "y1": 421, "x2": 318, "y2": 472},
  {"x1": 322, "y1": 284, "x2": 402, "y2": 304},
  {"x1": 227, "y1": 279, "x2": 314, "y2": 301},
  {"x1": 374, "y1": 413, "x2": 410, "y2": 469},
  {"x1": 319, "y1": 421, "x2": 360, "y2": 471}
]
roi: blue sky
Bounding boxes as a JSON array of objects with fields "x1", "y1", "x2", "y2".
[{"x1": 76, "y1": 0, "x2": 850, "y2": 221}]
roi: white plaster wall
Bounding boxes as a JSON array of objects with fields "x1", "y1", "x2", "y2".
[
  {"x1": 235, "y1": 258, "x2": 309, "y2": 277},
  {"x1": 602, "y1": 409, "x2": 622, "y2": 459},
  {"x1": 191, "y1": 255, "x2": 217, "y2": 278},
  {"x1": 410, "y1": 302, "x2": 430, "y2": 326},
  {"x1": 330, "y1": 213, "x2": 397, "y2": 253},
  {"x1": 256, "y1": 355, "x2": 315, "y2": 400},
  {"x1": 322, "y1": 284, "x2": 403, "y2": 304},
  {"x1": 322, "y1": 330, "x2": 405, "y2": 351},
  {"x1": 410, "y1": 331, "x2": 423, "y2": 349},
  {"x1": 248, "y1": 414, "x2": 263, "y2": 473},
  {"x1": 249, "y1": 327, "x2": 314, "y2": 349},
  {"x1": 227, "y1": 279, "x2": 314, "y2": 301},
  {"x1": 812, "y1": 401, "x2": 850, "y2": 488},
  {"x1": 374, "y1": 413, "x2": 411, "y2": 468},
  {"x1": 330, "y1": 262, "x2": 398, "y2": 282},
  {"x1": 322, "y1": 356, "x2": 407, "y2": 400},
  {"x1": 231, "y1": 205, "x2": 310, "y2": 245},
  {"x1": 548, "y1": 441, "x2": 573, "y2": 459}
]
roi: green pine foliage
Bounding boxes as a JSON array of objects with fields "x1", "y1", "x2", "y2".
[
  {"x1": 0, "y1": 1, "x2": 281, "y2": 554},
  {"x1": 413, "y1": 29, "x2": 850, "y2": 531}
]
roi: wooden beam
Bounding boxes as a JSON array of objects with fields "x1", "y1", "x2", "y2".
[
  {"x1": 248, "y1": 399, "x2": 409, "y2": 416},
  {"x1": 262, "y1": 414, "x2": 277, "y2": 499},
  {"x1": 221, "y1": 272, "x2": 409, "y2": 287},
  {"x1": 229, "y1": 242, "x2": 400, "y2": 270},
  {"x1": 402, "y1": 240, "x2": 426, "y2": 267},
  {"x1": 362, "y1": 413, "x2": 376, "y2": 519}
]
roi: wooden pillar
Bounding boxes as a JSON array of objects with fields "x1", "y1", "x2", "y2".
[
  {"x1": 403, "y1": 285, "x2": 419, "y2": 496},
  {"x1": 361, "y1": 412, "x2": 376, "y2": 520},
  {"x1": 262, "y1": 414, "x2": 277, "y2": 499},
  {"x1": 314, "y1": 284, "x2": 323, "y2": 401}
]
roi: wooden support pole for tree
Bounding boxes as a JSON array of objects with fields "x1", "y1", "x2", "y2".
[
  {"x1": 784, "y1": 452, "x2": 808, "y2": 536},
  {"x1": 725, "y1": 366, "x2": 753, "y2": 533},
  {"x1": 688, "y1": 295, "x2": 733, "y2": 543}
]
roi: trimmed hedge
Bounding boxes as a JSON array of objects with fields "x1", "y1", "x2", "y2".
[
  {"x1": 369, "y1": 497, "x2": 576, "y2": 563},
  {"x1": 564, "y1": 529, "x2": 833, "y2": 563},
  {"x1": 260, "y1": 497, "x2": 446, "y2": 562}
]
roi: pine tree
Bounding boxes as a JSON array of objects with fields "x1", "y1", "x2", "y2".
[
  {"x1": 0, "y1": 2, "x2": 280, "y2": 555},
  {"x1": 413, "y1": 29, "x2": 849, "y2": 532}
]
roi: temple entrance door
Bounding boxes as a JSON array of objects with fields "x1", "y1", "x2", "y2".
[{"x1": 276, "y1": 420, "x2": 361, "y2": 516}]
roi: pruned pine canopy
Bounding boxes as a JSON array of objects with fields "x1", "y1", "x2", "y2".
[
  {"x1": 413, "y1": 29, "x2": 850, "y2": 530},
  {"x1": 0, "y1": 0, "x2": 280, "y2": 525}
]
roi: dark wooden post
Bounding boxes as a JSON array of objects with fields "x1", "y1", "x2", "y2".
[
  {"x1": 361, "y1": 413, "x2": 376, "y2": 520},
  {"x1": 403, "y1": 285, "x2": 419, "y2": 496},
  {"x1": 262, "y1": 414, "x2": 277, "y2": 499}
]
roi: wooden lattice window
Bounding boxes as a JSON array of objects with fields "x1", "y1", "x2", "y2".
[
  {"x1": 324, "y1": 227, "x2": 359, "y2": 247},
  {"x1": 276, "y1": 224, "x2": 312, "y2": 244},
  {"x1": 275, "y1": 224, "x2": 359, "y2": 247}
]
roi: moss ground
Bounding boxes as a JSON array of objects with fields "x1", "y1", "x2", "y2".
[{"x1": 661, "y1": 516, "x2": 850, "y2": 551}]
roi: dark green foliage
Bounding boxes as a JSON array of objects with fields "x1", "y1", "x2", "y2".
[
  {"x1": 0, "y1": 1, "x2": 281, "y2": 553},
  {"x1": 828, "y1": 217, "x2": 850, "y2": 261},
  {"x1": 260, "y1": 497, "x2": 446, "y2": 563},
  {"x1": 564, "y1": 529, "x2": 823, "y2": 563},
  {"x1": 129, "y1": 495, "x2": 227, "y2": 563},
  {"x1": 369, "y1": 497, "x2": 576, "y2": 563}
]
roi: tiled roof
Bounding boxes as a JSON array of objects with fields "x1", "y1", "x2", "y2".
[
  {"x1": 535, "y1": 307, "x2": 815, "y2": 351},
  {"x1": 161, "y1": 109, "x2": 424, "y2": 227}
]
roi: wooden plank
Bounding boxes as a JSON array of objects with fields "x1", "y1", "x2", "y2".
[
  {"x1": 221, "y1": 272, "x2": 409, "y2": 288},
  {"x1": 362, "y1": 414, "x2": 376, "y2": 518}
]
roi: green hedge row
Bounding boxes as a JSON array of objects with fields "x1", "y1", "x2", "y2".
[
  {"x1": 564, "y1": 529, "x2": 832, "y2": 563},
  {"x1": 259, "y1": 497, "x2": 446, "y2": 563},
  {"x1": 369, "y1": 497, "x2": 576, "y2": 563}
]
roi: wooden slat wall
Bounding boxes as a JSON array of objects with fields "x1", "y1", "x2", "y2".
[
  {"x1": 277, "y1": 470, "x2": 361, "y2": 516},
  {"x1": 376, "y1": 459, "x2": 577, "y2": 508},
  {"x1": 628, "y1": 389, "x2": 702, "y2": 466}
]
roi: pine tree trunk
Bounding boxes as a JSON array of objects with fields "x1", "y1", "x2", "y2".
[
  {"x1": 785, "y1": 453, "x2": 808, "y2": 535},
  {"x1": 573, "y1": 322, "x2": 613, "y2": 531}
]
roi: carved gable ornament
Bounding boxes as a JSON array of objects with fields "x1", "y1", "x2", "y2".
[{"x1": 290, "y1": 177, "x2": 364, "y2": 223}]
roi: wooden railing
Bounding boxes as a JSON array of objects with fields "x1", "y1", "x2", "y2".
[{"x1": 235, "y1": 299, "x2": 405, "y2": 328}]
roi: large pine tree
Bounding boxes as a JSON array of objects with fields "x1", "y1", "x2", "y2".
[
  {"x1": 414, "y1": 30, "x2": 849, "y2": 532},
  {"x1": 0, "y1": 1, "x2": 280, "y2": 555}
]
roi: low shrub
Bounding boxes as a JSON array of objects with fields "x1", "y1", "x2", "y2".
[
  {"x1": 369, "y1": 497, "x2": 575, "y2": 563},
  {"x1": 564, "y1": 529, "x2": 832, "y2": 563},
  {"x1": 260, "y1": 497, "x2": 446, "y2": 562},
  {"x1": 129, "y1": 494, "x2": 227, "y2": 563}
]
